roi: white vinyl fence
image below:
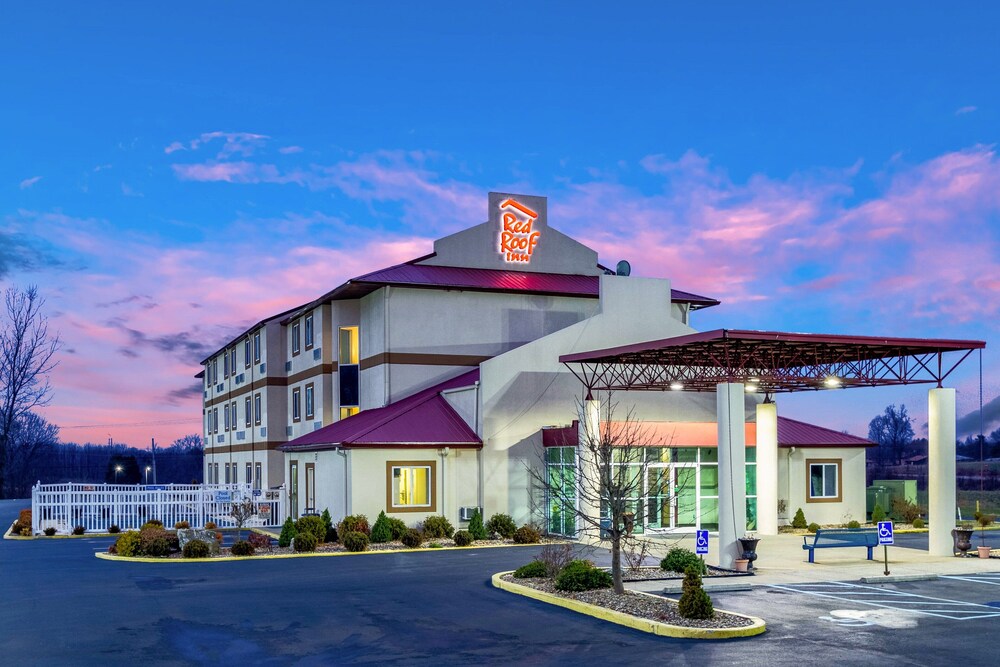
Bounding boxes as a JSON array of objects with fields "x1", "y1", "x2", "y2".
[{"x1": 30, "y1": 482, "x2": 285, "y2": 535}]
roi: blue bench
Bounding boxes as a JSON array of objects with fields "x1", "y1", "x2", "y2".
[{"x1": 802, "y1": 528, "x2": 879, "y2": 563}]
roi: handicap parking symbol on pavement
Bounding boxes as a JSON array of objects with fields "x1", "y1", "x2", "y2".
[
  {"x1": 878, "y1": 521, "x2": 894, "y2": 545},
  {"x1": 696, "y1": 529, "x2": 709, "y2": 555}
]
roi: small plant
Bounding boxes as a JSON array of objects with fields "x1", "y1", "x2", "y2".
[
  {"x1": 139, "y1": 527, "x2": 176, "y2": 557},
  {"x1": 230, "y1": 497, "x2": 258, "y2": 541},
  {"x1": 777, "y1": 499, "x2": 787, "y2": 517},
  {"x1": 913, "y1": 517, "x2": 925, "y2": 529},
  {"x1": 230, "y1": 540, "x2": 254, "y2": 557},
  {"x1": 513, "y1": 560, "x2": 548, "y2": 578},
  {"x1": 807, "y1": 522, "x2": 821, "y2": 534},
  {"x1": 468, "y1": 509, "x2": 488, "y2": 541},
  {"x1": 174, "y1": 521, "x2": 190, "y2": 530},
  {"x1": 660, "y1": 547, "x2": 705, "y2": 574},
  {"x1": 539, "y1": 543, "x2": 574, "y2": 577},
  {"x1": 247, "y1": 532, "x2": 272, "y2": 552},
  {"x1": 20, "y1": 528, "x2": 31, "y2": 536},
  {"x1": 293, "y1": 531, "x2": 318, "y2": 552},
  {"x1": 512, "y1": 525, "x2": 541, "y2": 544},
  {"x1": 43, "y1": 527, "x2": 56, "y2": 536},
  {"x1": 108, "y1": 524, "x2": 120, "y2": 534},
  {"x1": 871, "y1": 504, "x2": 887, "y2": 524},
  {"x1": 555, "y1": 560, "x2": 613, "y2": 592},
  {"x1": 278, "y1": 516, "x2": 297, "y2": 548},
  {"x1": 386, "y1": 516, "x2": 408, "y2": 540},
  {"x1": 421, "y1": 515, "x2": 454, "y2": 539},
  {"x1": 891, "y1": 498, "x2": 924, "y2": 524},
  {"x1": 72, "y1": 525, "x2": 85, "y2": 535},
  {"x1": 453, "y1": 529, "x2": 473, "y2": 546},
  {"x1": 115, "y1": 531, "x2": 142, "y2": 557},
  {"x1": 338, "y1": 514, "x2": 371, "y2": 538},
  {"x1": 183, "y1": 539, "x2": 211, "y2": 558},
  {"x1": 401, "y1": 529, "x2": 423, "y2": 548},
  {"x1": 428, "y1": 542, "x2": 443, "y2": 548},
  {"x1": 321, "y1": 509, "x2": 337, "y2": 542},
  {"x1": 205, "y1": 521, "x2": 217, "y2": 530},
  {"x1": 977, "y1": 512, "x2": 994, "y2": 546},
  {"x1": 678, "y1": 565, "x2": 714, "y2": 619},
  {"x1": 847, "y1": 520, "x2": 861, "y2": 529},
  {"x1": 622, "y1": 536, "x2": 652, "y2": 572},
  {"x1": 371, "y1": 511, "x2": 393, "y2": 544},
  {"x1": 295, "y1": 515, "x2": 326, "y2": 544},
  {"x1": 11, "y1": 509, "x2": 32, "y2": 534},
  {"x1": 486, "y1": 513, "x2": 517, "y2": 539},
  {"x1": 792, "y1": 508, "x2": 807, "y2": 529},
  {"x1": 342, "y1": 531, "x2": 369, "y2": 552}
]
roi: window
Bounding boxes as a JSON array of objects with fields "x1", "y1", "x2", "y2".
[
  {"x1": 223, "y1": 351, "x2": 229, "y2": 378},
  {"x1": 292, "y1": 387, "x2": 301, "y2": 422},
  {"x1": 387, "y1": 461, "x2": 436, "y2": 512},
  {"x1": 212, "y1": 408, "x2": 219, "y2": 434},
  {"x1": 244, "y1": 339, "x2": 251, "y2": 368},
  {"x1": 212, "y1": 358, "x2": 218, "y2": 384},
  {"x1": 204, "y1": 411, "x2": 210, "y2": 437},
  {"x1": 291, "y1": 321, "x2": 301, "y2": 356},
  {"x1": 224, "y1": 403, "x2": 230, "y2": 431},
  {"x1": 339, "y1": 326, "x2": 360, "y2": 418},
  {"x1": 807, "y1": 459, "x2": 842, "y2": 502},
  {"x1": 340, "y1": 406, "x2": 359, "y2": 420},
  {"x1": 225, "y1": 463, "x2": 231, "y2": 484},
  {"x1": 213, "y1": 462, "x2": 219, "y2": 484},
  {"x1": 545, "y1": 447, "x2": 577, "y2": 536},
  {"x1": 230, "y1": 349, "x2": 236, "y2": 375},
  {"x1": 304, "y1": 313, "x2": 314, "y2": 350},
  {"x1": 254, "y1": 393, "x2": 262, "y2": 425},
  {"x1": 253, "y1": 332, "x2": 261, "y2": 364},
  {"x1": 254, "y1": 462, "x2": 262, "y2": 490},
  {"x1": 289, "y1": 461, "x2": 299, "y2": 518},
  {"x1": 204, "y1": 369, "x2": 210, "y2": 389},
  {"x1": 231, "y1": 401, "x2": 237, "y2": 429},
  {"x1": 339, "y1": 326, "x2": 359, "y2": 365},
  {"x1": 306, "y1": 462, "x2": 315, "y2": 511},
  {"x1": 305, "y1": 383, "x2": 315, "y2": 420},
  {"x1": 245, "y1": 397, "x2": 251, "y2": 427}
]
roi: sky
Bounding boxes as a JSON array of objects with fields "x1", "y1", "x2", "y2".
[{"x1": 1, "y1": 3, "x2": 998, "y2": 447}]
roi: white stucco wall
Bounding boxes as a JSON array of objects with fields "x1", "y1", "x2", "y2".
[{"x1": 779, "y1": 446, "x2": 868, "y2": 526}]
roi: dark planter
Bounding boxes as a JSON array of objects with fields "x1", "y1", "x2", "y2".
[
  {"x1": 738, "y1": 537, "x2": 760, "y2": 570},
  {"x1": 952, "y1": 528, "x2": 974, "y2": 556}
]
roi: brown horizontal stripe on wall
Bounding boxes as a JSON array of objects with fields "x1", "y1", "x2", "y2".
[
  {"x1": 204, "y1": 441, "x2": 286, "y2": 454},
  {"x1": 359, "y1": 352, "x2": 490, "y2": 371},
  {"x1": 203, "y1": 363, "x2": 336, "y2": 408}
]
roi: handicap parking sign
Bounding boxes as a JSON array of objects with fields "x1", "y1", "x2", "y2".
[
  {"x1": 695, "y1": 529, "x2": 709, "y2": 555},
  {"x1": 878, "y1": 521, "x2": 894, "y2": 545}
]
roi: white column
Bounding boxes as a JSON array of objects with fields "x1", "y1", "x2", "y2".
[
  {"x1": 756, "y1": 401, "x2": 779, "y2": 536},
  {"x1": 717, "y1": 383, "x2": 747, "y2": 569},
  {"x1": 928, "y1": 387, "x2": 957, "y2": 556},
  {"x1": 578, "y1": 397, "x2": 601, "y2": 542}
]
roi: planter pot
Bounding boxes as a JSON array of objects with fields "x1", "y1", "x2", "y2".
[
  {"x1": 952, "y1": 528, "x2": 974, "y2": 556},
  {"x1": 738, "y1": 538, "x2": 760, "y2": 571},
  {"x1": 734, "y1": 559, "x2": 749, "y2": 573},
  {"x1": 979, "y1": 546, "x2": 992, "y2": 559}
]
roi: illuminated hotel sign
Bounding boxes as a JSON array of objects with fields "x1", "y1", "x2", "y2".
[{"x1": 498, "y1": 198, "x2": 541, "y2": 263}]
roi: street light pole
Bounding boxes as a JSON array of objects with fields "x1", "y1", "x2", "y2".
[
  {"x1": 145, "y1": 466, "x2": 151, "y2": 485},
  {"x1": 115, "y1": 464, "x2": 123, "y2": 484}
]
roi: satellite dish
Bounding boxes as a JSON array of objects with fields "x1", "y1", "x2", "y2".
[{"x1": 615, "y1": 260, "x2": 631, "y2": 276}]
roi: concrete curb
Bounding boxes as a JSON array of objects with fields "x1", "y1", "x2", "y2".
[
  {"x1": 859, "y1": 574, "x2": 940, "y2": 583},
  {"x1": 492, "y1": 571, "x2": 766, "y2": 640},
  {"x1": 660, "y1": 581, "x2": 755, "y2": 594}
]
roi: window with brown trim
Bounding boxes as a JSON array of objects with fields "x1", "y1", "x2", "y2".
[
  {"x1": 245, "y1": 396, "x2": 251, "y2": 427},
  {"x1": 292, "y1": 387, "x2": 301, "y2": 422},
  {"x1": 291, "y1": 321, "x2": 301, "y2": 357},
  {"x1": 304, "y1": 313, "x2": 314, "y2": 351},
  {"x1": 244, "y1": 338, "x2": 251, "y2": 368},
  {"x1": 806, "y1": 458, "x2": 842, "y2": 503},
  {"x1": 254, "y1": 392, "x2": 262, "y2": 425},
  {"x1": 305, "y1": 383, "x2": 315, "y2": 420},
  {"x1": 224, "y1": 403, "x2": 230, "y2": 431},
  {"x1": 212, "y1": 408, "x2": 218, "y2": 434},
  {"x1": 230, "y1": 349, "x2": 236, "y2": 376},
  {"x1": 386, "y1": 461, "x2": 436, "y2": 513},
  {"x1": 223, "y1": 352, "x2": 229, "y2": 379},
  {"x1": 253, "y1": 332, "x2": 261, "y2": 364}
]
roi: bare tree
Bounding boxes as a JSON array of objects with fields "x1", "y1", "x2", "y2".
[
  {"x1": 530, "y1": 394, "x2": 669, "y2": 594},
  {"x1": 0, "y1": 286, "x2": 60, "y2": 499},
  {"x1": 229, "y1": 496, "x2": 257, "y2": 541},
  {"x1": 3, "y1": 412, "x2": 58, "y2": 498}
]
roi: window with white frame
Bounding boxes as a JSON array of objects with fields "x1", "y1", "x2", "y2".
[
  {"x1": 387, "y1": 462, "x2": 435, "y2": 512},
  {"x1": 305, "y1": 383, "x2": 315, "y2": 420},
  {"x1": 304, "y1": 313, "x2": 314, "y2": 350},
  {"x1": 254, "y1": 393, "x2": 262, "y2": 425},
  {"x1": 244, "y1": 338, "x2": 251, "y2": 368},
  {"x1": 291, "y1": 321, "x2": 301, "y2": 356},
  {"x1": 245, "y1": 396, "x2": 251, "y2": 427},
  {"x1": 292, "y1": 387, "x2": 301, "y2": 422},
  {"x1": 253, "y1": 332, "x2": 261, "y2": 364},
  {"x1": 807, "y1": 459, "x2": 841, "y2": 502}
]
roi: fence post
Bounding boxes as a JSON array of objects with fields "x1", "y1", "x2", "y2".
[{"x1": 31, "y1": 481, "x2": 39, "y2": 535}]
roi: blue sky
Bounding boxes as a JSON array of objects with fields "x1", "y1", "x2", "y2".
[{"x1": 2, "y1": 3, "x2": 998, "y2": 446}]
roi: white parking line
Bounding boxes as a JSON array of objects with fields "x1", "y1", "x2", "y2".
[
  {"x1": 767, "y1": 581, "x2": 1000, "y2": 621},
  {"x1": 941, "y1": 573, "x2": 1000, "y2": 586}
]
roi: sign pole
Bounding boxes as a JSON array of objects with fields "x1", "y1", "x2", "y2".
[
  {"x1": 884, "y1": 545, "x2": 890, "y2": 576},
  {"x1": 878, "y1": 520, "x2": 894, "y2": 576}
]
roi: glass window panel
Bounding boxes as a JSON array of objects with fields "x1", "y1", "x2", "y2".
[
  {"x1": 562, "y1": 447, "x2": 575, "y2": 465},
  {"x1": 745, "y1": 447, "x2": 757, "y2": 463},
  {"x1": 700, "y1": 497, "x2": 719, "y2": 531},
  {"x1": 824, "y1": 464, "x2": 837, "y2": 497},
  {"x1": 546, "y1": 448, "x2": 560, "y2": 463},
  {"x1": 674, "y1": 447, "x2": 698, "y2": 462},
  {"x1": 339, "y1": 326, "x2": 359, "y2": 365},
  {"x1": 746, "y1": 498, "x2": 758, "y2": 531},
  {"x1": 810, "y1": 464, "x2": 824, "y2": 497},
  {"x1": 700, "y1": 448, "x2": 718, "y2": 463},
  {"x1": 699, "y1": 465, "x2": 719, "y2": 495},
  {"x1": 745, "y1": 463, "x2": 757, "y2": 496}
]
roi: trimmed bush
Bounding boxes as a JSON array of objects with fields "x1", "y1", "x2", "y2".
[
  {"x1": 371, "y1": 511, "x2": 393, "y2": 544},
  {"x1": 453, "y1": 530, "x2": 473, "y2": 546},
  {"x1": 174, "y1": 521, "x2": 190, "y2": 530},
  {"x1": 401, "y1": 528, "x2": 423, "y2": 548},
  {"x1": 660, "y1": 547, "x2": 705, "y2": 574},
  {"x1": 422, "y1": 515, "x2": 454, "y2": 539},
  {"x1": 847, "y1": 520, "x2": 861, "y2": 529},
  {"x1": 913, "y1": 517, "x2": 926, "y2": 529},
  {"x1": 115, "y1": 531, "x2": 142, "y2": 557},
  {"x1": 248, "y1": 532, "x2": 272, "y2": 551},
  {"x1": 12, "y1": 509, "x2": 31, "y2": 535},
  {"x1": 871, "y1": 503, "x2": 887, "y2": 524},
  {"x1": 486, "y1": 513, "x2": 517, "y2": 539},
  {"x1": 468, "y1": 509, "x2": 488, "y2": 540},
  {"x1": 555, "y1": 560, "x2": 613, "y2": 592},
  {"x1": 342, "y1": 531, "x2": 370, "y2": 552},
  {"x1": 512, "y1": 525, "x2": 541, "y2": 544},
  {"x1": 792, "y1": 508, "x2": 807, "y2": 529},
  {"x1": 205, "y1": 521, "x2": 217, "y2": 530},
  {"x1": 72, "y1": 525, "x2": 86, "y2": 535},
  {"x1": 230, "y1": 540, "x2": 254, "y2": 556},
  {"x1": 296, "y1": 515, "x2": 327, "y2": 544},
  {"x1": 807, "y1": 522, "x2": 821, "y2": 534},
  {"x1": 678, "y1": 565, "x2": 714, "y2": 619},
  {"x1": 892, "y1": 498, "x2": 923, "y2": 524},
  {"x1": 321, "y1": 509, "x2": 337, "y2": 542},
  {"x1": 139, "y1": 528, "x2": 176, "y2": 557},
  {"x1": 140, "y1": 520, "x2": 164, "y2": 532},
  {"x1": 338, "y1": 514, "x2": 371, "y2": 538},
  {"x1": 108, "y1": 524, "x2": 120, "y2": 534},
  {"x1": 293, "y1": 531, "x2": 318, "y2": 552},
  {"x1": 513, "y1": 560, "x2": 548, "y2": 578},
  {"x1": 278, "y1": 517, "x2": 297, "y2": 548},
  {"x1": 43, "y1": 527, "x2": 56, "y2": 536},
  {"x1": 183, "y1": 539, "x2": 211, "y2": 558},
  {"x1": 387, "y1": 517, "x2": 408, "y2": 541}
]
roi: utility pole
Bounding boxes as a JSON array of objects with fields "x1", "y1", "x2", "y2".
[{"x1": 151, "y1": 438, "x2": 158, "y2": 484}]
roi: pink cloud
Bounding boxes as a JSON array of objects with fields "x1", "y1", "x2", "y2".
[
  {"x1": 19, "y1": 176, "x2": 42, "y2": 189},
  {"x1": 279, "y1": 145, "x2": 303, "y2": 154}
]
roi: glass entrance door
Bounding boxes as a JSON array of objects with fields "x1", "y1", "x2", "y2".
[
  {"x1": 645, "y1": 467, "x2": 671, "y2": 530},
  {"x1": 644, "y1": 464, "x2": 698, "y2": 530},
  {"x1": 674, "y1": 466, "x2": 698, "y2": 528}
]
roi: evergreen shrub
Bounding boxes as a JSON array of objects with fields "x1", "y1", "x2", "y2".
[
  {"x1": 792, "y1": 508, "x2": 808, "y2": 529},
  {"x1": 342, "y1": 531, "x2": 370, "y2": 552},
  {"x1": 468, "y1": 509, "x2": 488, "y2": 540},
  {"x1": 183, "y1": 539, "x2": 211, "y2": 558},
  {"x1": 421, "y1": 515, "x2": 454, "y2": 539},
  {"x1": 554, "y1": 560, "x2": 612, "y2": 592},
  {"x1": 486, "y1": 513, "x2": 517, "y2": 539},
  {"x1": 513, "y1": 560, "x2": 548, "y2": 578},
  {"x1": 278, "y1": 517, "x2": 297, "y2": 548},
  {"x1": 453, "y1": 530, "x2": 473, "y2": 546},
  {"x1": 678, "y1": 565, "x2": 714, "y2": 619},
  {"x1": 370, "y1": 511, "x2": 393, "y2": 543},
  {"x1": 401, "y1": 529, "x2": 422, "y2": 548},
  {"x1": 512, "y1": 525, "x2": 541, "y2": 544},
  {"x1": 293, "y1": 531, "x2": 317, "y2": 552}
]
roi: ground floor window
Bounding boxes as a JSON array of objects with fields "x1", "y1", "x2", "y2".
[
  {"x1": 807, "y1": 458, "x2": 841, "y2": 502},
  {"x1": 546, "y1": 447, "x2": 577, "y2": 536},
  {"x1": 387, "y1": 461, "x2": 436, "y2": 512}
]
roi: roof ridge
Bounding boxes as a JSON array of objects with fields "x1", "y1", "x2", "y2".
[{"x1": 778, "y1": 415, "x2": 872, "y2": 443}]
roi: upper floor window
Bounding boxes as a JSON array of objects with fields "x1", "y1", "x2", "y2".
[
  {"x1": 253, "y1": 332, "x2": 261, "y2": 364},
  {"x1": 245, "y1": 396, "x2": 252, "y2": 427},
  {"x1": 213, "y1": 358, "x2": 218, "y2": 384},
  {"x1": 254, "y1": 393, "x2": 262, "y2": 425},
  {"x1": 292, "y1": 387, "x2": 301, "y2": 422},
  {"x1": 244, "y1": 339, "x2": 251, "y2": 368},
  {"x1": 304, "y1": 313, "x2": 314, "y2": 351},
  {"x1": 223, "y1": 351, "x2": 230, "y2": 378},
  {"x1": 292, "y1": 321, "x2": 301, "y2": 357},
  {"x1": 305, "y1": 383, "x2": 315, "y2": 420},
  {"x1": 230, "y1": 349, "x2": 237, "y2": 375},
  {"x1": 339, "y1": 326, "x2": 359, "y2": 365}
]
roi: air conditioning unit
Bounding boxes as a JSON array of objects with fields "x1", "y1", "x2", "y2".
[
  {"x1": 459, "y1": 506, "x2": 482, "y2": 522},
  {"x1": 216, "y1": 383, "x2": 224, "y2": 392},
  {"x1": 285, "y1": 426, "x2": 293, "y2": 436},
  {"x1": 216, "y1": 435, "x2": 225, "y2": 444},
  {"x1": 236, "y1": 431, "x2": 245, "y2": 441},
  {"x1": 260, "y1": 427, "x2": 267, "y2": 437},
  {"x1": 313, "y1": 421, "x2": 322, "y2": 431}
]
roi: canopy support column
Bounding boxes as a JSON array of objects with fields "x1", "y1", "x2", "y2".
[
  {"x1": 717, "y1": 382, "x2": 746, "y2": 569},
  {"x1": 928, "y1": 387, "x2": 956, "y2": 556},
  {"x1": 756, "y1": 400, "x2": 779, "y2": 535}
]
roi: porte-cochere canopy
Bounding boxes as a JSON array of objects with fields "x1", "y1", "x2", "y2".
[{"x1": 559, "y1": 329, "x2": 986, "y2": 394}]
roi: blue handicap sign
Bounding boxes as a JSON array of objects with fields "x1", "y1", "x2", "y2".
[
  {"x1": 878, "y1": 521, "x2": 894, "y2": 545},
  {"x1": 695, "y1": 529, "x2": 709, "y2": 555}
]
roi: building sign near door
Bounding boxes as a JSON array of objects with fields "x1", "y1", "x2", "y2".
[{"x1": 498, "y1": 198, "x2": 541, "y2": 263}]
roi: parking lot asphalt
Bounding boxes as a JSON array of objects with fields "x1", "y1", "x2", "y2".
[{"x1": 4, "y1": 499, "x2": 1000, "y2": 666}]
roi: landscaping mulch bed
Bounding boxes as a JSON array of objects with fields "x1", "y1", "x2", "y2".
[
  {"x1": 622, "y1": 566, "x2": 748, "y2": 582},
  {"x1": 501, "y1": 575, "x2": 754, "y2": 629}
]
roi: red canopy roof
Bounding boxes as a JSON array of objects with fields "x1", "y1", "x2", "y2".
[{"x1": 279, "y1": 370, "x2": 481, "y2": 452}]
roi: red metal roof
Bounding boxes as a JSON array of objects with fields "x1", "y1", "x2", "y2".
[
  {"x1": 541, "y1": 417, "x2": 873, "y2": 449},
  {"x1": 279, "y1": 370, "x2": 481, "y2": 452}
]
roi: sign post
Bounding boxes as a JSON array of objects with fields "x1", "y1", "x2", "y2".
[
  {"x1": 695, "y1": 529, "x2": 709, "y2": 568},
  {"x1": 878, "y1": 521, "x2": 894, "y2": 575}
]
